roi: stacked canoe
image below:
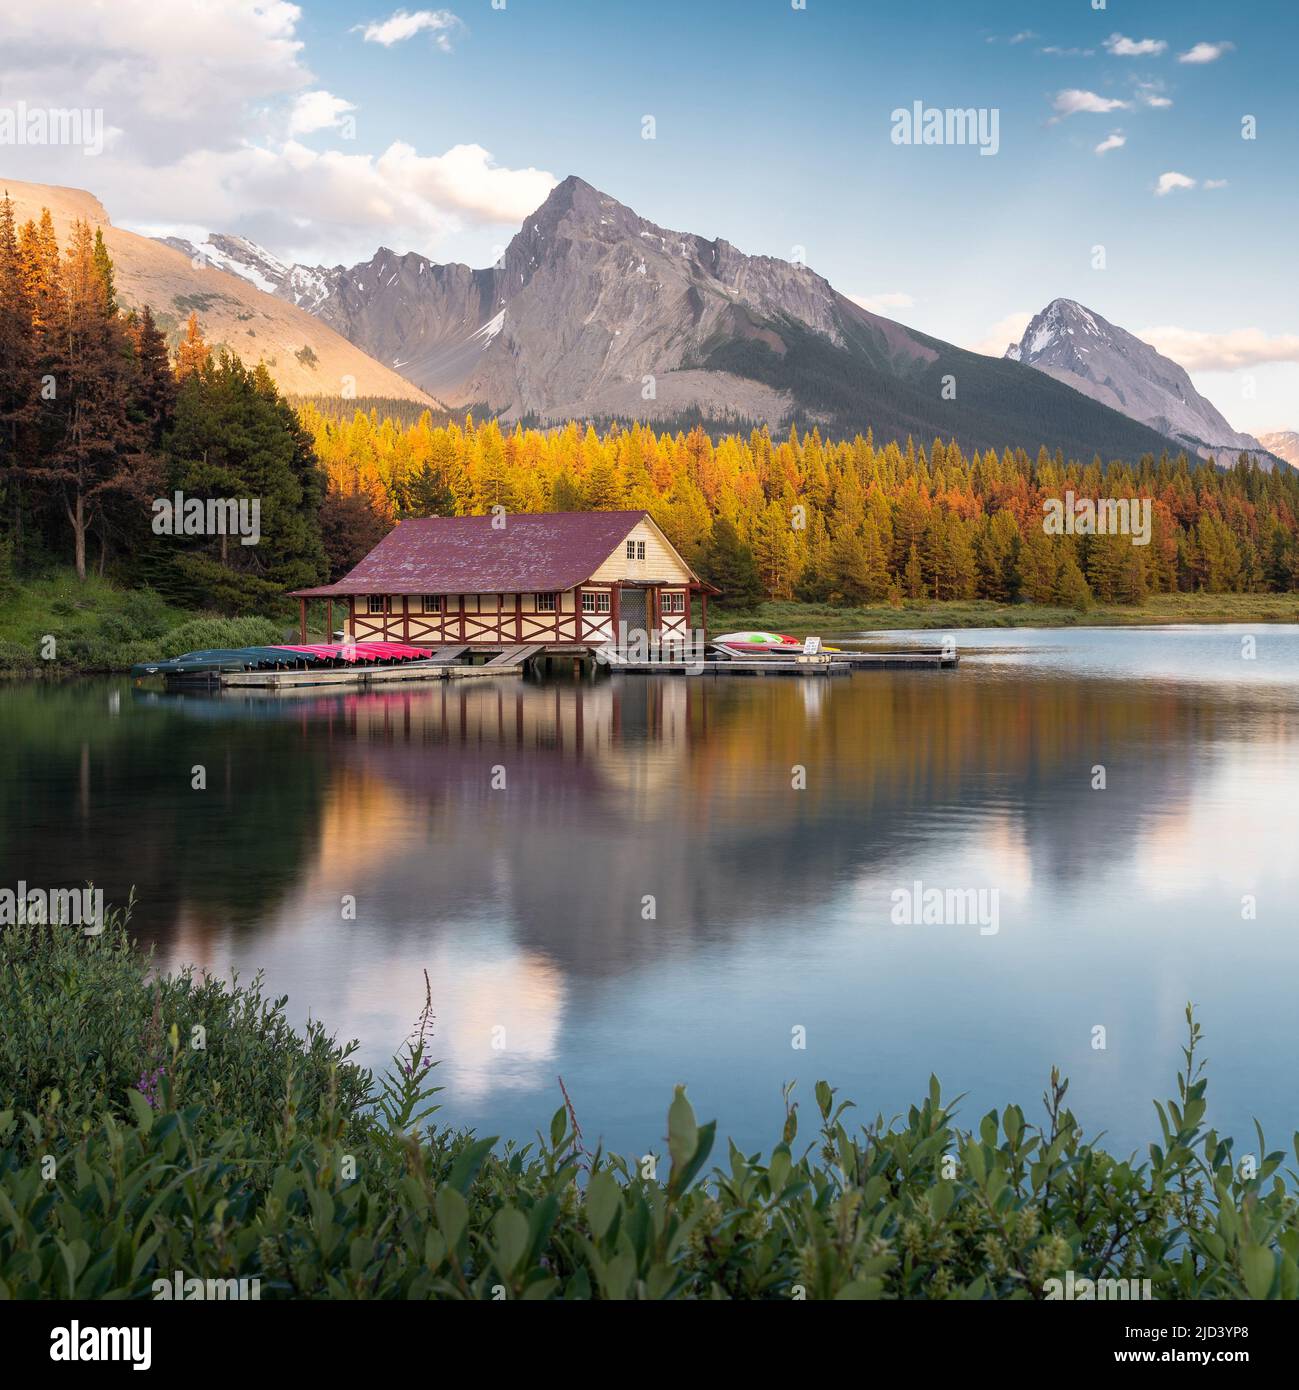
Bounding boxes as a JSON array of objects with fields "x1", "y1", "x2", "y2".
[{"x1": 132, "y1": 641, "x2": 434, "y2": 681}]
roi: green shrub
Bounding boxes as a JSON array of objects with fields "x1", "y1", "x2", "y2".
[
  {"x1": 1, "y1": 915, "x2": 1296, "y2": 1299},
  {"x1": 153, "y1": 614, "x2": 286, "y2": 657},
  {"x1": 118, "y1": 588, "x2": 171, "y2": 640},
  {"x1": 0, "y1": 639, "x2": 38, "y2": 672}
]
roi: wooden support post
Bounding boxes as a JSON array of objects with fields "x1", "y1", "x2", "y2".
[
  {"x1": 701, "y1": 590, "x2": 708, "y2": 641},
  {"x1": 326, "y1": 598, "x2": 333, "y2": 640},
  {"x1": 299, "y1": 597, "x2": 306, "y2": 642}
]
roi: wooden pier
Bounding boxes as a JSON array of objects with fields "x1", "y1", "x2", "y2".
[
  {"x1": 219, "y1": 658, "x2": 522, "y2": 690},
  {"x1": 818, "y1": 648, "x2": 958, "y2": 670},
  {"x1": 160, "y1": 640, "x2": 957, "y2": 691}
]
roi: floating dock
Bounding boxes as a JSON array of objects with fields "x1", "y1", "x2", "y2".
[
  {"x1": 220, "y1": 658, "x2": 521, "y2": 689},
  {"x1": 144, "y1": 639, "x2": 956, "y2": 690}
]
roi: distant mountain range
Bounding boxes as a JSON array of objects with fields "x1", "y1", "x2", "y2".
[
  {"x1": 1006, "y1": 299, "x2": 1280, "y2": 468},
  {"x1": 0, "y1": 180, "x2": 435, "y2": 405},
  {"x1": 22, "y1": 171, "x2": 1284, "y2": 468},
  {"x1": 159, "y1": 175, "x2": 1212, "y2": 463}
]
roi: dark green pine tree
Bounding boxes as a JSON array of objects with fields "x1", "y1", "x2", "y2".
[
  {"x1": 162, "y1": 354, "x2": 327, "y2": 610},
  {"x1": 92, "y1": 227, "x2": 116, "y2": 315},
  {"x1": 701, "y1": 517, "x2": 763, "y2": 609},
  {"x1": 129, "y1": 306, "x2": 176, "y2": 449}
]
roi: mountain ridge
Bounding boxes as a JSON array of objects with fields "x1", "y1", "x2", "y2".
[
  {"x1": 1006, "y1": 298, "x2": 1276, "y2": 468},
  {"x1": 0, "y1": 178, "x2": 437, "y2": 406},
  {"x1": 155, "y1": 176, "x2": 1224, "y2": 463}
]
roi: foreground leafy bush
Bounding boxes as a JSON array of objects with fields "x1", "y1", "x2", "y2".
[{"x1": 2, "y1": 917, "x2": 1297, "y2": 1299}]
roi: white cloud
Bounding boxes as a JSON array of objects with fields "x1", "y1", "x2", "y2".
[
  {"x1": 848, "y1": 291, "x2": 915, "y2": 316},
  {"x1": 1203, "y1": 179, "x2": 1228, "y2": 190},
  {"x1": 1134, "y1": 81, "x2": 1173, "y2": 109},
  {"x1": 1050, "y1": 89, "x2": 1132, "y2": 120},
  {"x1": 1094, "y1": 131, "x2": 1126, "y2": 155},
  {"x1": 1155, "y1": 171, "x2": 1196, "y2": 196},
  {"x1": 289, "y1": 90, "x2": 356, "y2": 135},
  {"x1": 1138, "y1": 327, "x2": 1299, "y2": 373},
  {"x1": 136, "y1": 140, "x2": 556, "y2": 263},
  {"x1": 1040, "y1": 46, "x2": 1095, "y2": 57},
  {"x1": 0, "y1": 0, "x2": 310, "y2": 162},
  {"x1": 356, "y1": 8, "x2": 463, "y2": 51},
  {"x1": 0, "y1": 0, "x2": 552, "y2": 264},
  {"x1": 1178, "y1": 41, "x2": 1234, "y2": 65},
  {"x1": 1104, "y1": 33, "x2": 1168, "y2": 57},
  {"x1": 971, "y1": 311, "x2": 1033, "y2": 358},
  {"x1": 1009, "y1": 31, "x2": 1036, "y2": 45}
]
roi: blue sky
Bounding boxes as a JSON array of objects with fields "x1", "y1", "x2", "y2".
[{"x1": 2, "y1": 0, "x2": 1295, "y2": 429}]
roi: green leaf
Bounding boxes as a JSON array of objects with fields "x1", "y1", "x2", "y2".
[
  {"x1": 815, "y1": 1081, "x2": 833, "y2": 1119},
  {"x1": 445, "y1": 1136, "x2": 496, "y2": 1194},
  {"x1": 667, "y1": 1086, "x2": 698, "y2": 1175},
  {"x1": 929, "y1": 1182, "x2": 954, "y2": 1223},
  {"x1": 492, "y1": 1207, "x2": 529, "y2": 1277},
  {"x1": 585, "y1": 1171, "x2": 620, "y2": 1239},
  {"x1": 126, "y1": 1087, "x2": 154, "y2": 1133},
  {"x1": 435, "y1": 1186, "x2": 468, "y2": 1247},
  {"x1": 669, "y1": 1120, "x2": 716, "y2": 1198},
  {"x1": 549, "y1": 1105, "x2": 567, "y2": 1149},
  {"x1": 1241, "y1": 1245, "x2": 1275, "y2": 1300}
]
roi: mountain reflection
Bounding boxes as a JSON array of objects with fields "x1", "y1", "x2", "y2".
[{"x1": 3, "y1": 641, "x2": 1296, "y2": 1149}]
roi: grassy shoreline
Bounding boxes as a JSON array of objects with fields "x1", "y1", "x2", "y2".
[
  {"x1": 2, "y1": 570, "x2": 1297, "y2": 674},
  {"x1": 710, "y1": 593, "x2": 1299, "y2": 637},
  {"x1": 1, "y1": 914, "x2": 1296, "y2": 1300}
]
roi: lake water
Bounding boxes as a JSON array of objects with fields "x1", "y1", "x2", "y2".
[{"x1": 5, "y1": 624, "x2": 1298, "y2": 1162}]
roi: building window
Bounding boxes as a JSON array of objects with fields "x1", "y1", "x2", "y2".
[
  {"x1": 625, "y1": 540, "x2": 635, "y2": 559},
  {"x1": 536, "y1": 592, "x2": 557, "y2": 612},
  {"x1": 636, "y1": 540, "x2": 646, "y2": 560},
  {"x1": 665, "y1": 592, "x2": 686, "y2": 613},
  {"x1": 582, "y1": 591, "x2": 611, "y2": 614},
  {"x1": 367, "y1": 595, "x2": 387, "y2": 615},
  {"x1": 422, "y1": 595, "x2": 441, "y2": 613}
]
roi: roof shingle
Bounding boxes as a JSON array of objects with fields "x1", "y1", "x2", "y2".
[{"x1": 292, "y1": 511, "x2": 659, "y2": 596}]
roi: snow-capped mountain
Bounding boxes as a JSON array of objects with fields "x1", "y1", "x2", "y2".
[
  {"x1": 1006, "y1": 299, "x2": 1276, "y2": 467},
  {"x1": 159, "y1": 181, "x2": 1193, "y2": 461},
  {"x1": 157, "y1": 234, "x2": 340, "y2": 312}
]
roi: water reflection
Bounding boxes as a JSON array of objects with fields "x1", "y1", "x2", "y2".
[{"x1": 3, "y1": 626, "x2": 1297, "y2": 1156}]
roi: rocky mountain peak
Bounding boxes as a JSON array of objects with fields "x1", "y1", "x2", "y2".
[{"x1": 1007, "y1": 298, "x2": 1273, "y2": 465}]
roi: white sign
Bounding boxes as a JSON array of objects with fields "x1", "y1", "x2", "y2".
[{"x1": 803, "y1": 635, "x2": 822, "y2": 655}]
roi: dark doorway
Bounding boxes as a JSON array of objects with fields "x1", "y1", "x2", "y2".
[{"x1": 620, "y1": 586, "x2": 647, "y2": 639}]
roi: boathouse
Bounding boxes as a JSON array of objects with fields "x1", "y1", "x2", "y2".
[{"x1": 289, "y1": 510, "x2": 716, "y2": 650}]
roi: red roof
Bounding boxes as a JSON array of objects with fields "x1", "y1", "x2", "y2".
[{"x1": 291, "y1": 511, "x2": 694, "y2": 597}]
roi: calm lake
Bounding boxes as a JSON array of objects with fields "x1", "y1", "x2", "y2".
[{"x1": 5, "y1": 624, "x2": 1298, "y2": 1160}]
